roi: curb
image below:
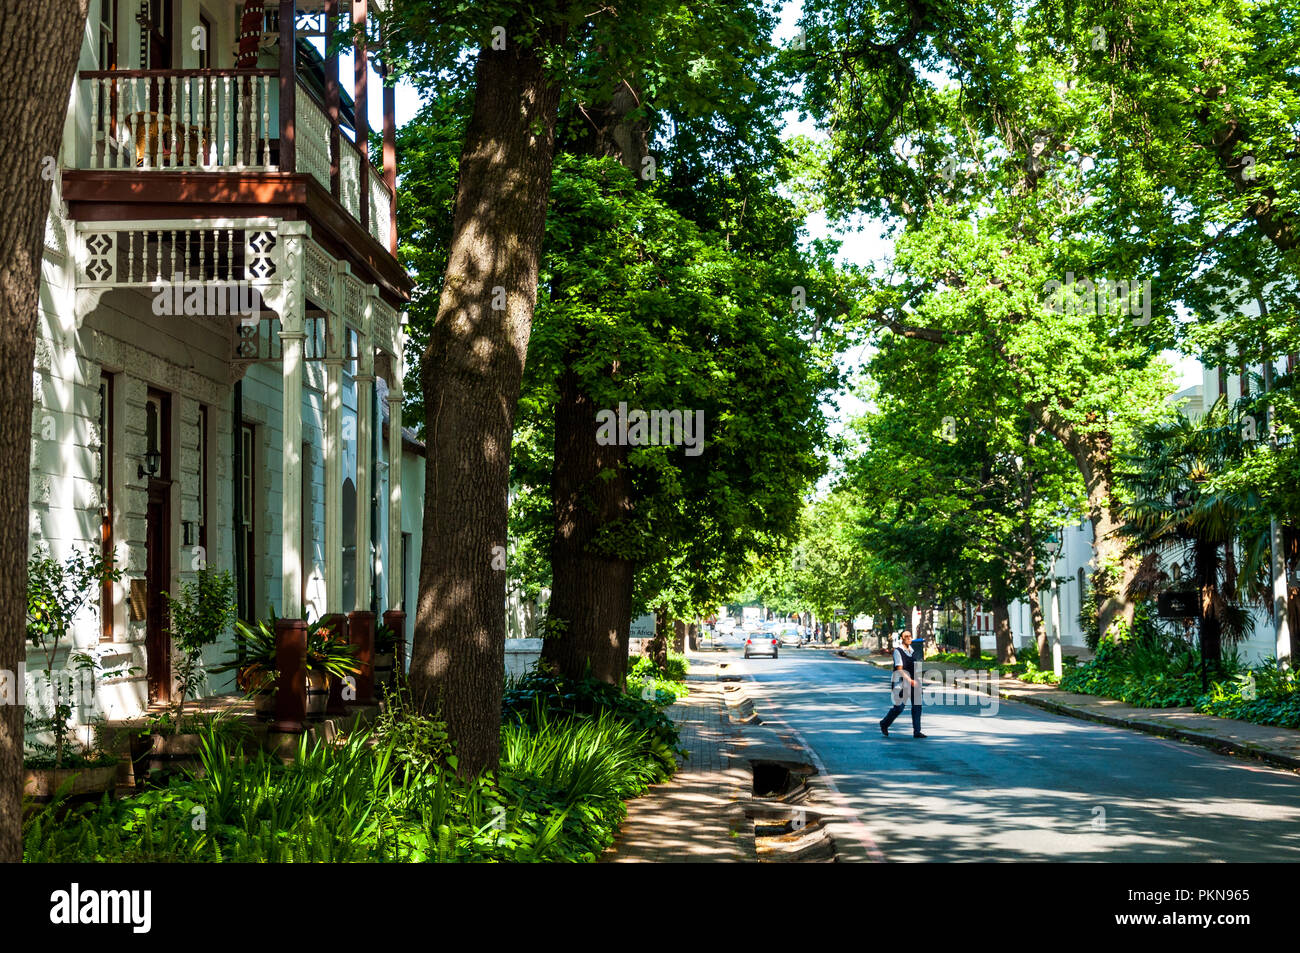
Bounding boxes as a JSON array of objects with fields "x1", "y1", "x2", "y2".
[
  {"x1": 726, "y1": 672, "x2": 885, "y2": 863},
  {"x1": 835, "y1": 650, "x2": 1300, "y2": 773}
]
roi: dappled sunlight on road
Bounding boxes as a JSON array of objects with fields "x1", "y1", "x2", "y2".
[{"x1": 737, "y1": 648, "x2": 1300, "y2": 862}]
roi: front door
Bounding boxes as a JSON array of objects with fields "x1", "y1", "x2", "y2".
[
  {"x1": 145, "y1": 483, "x2": 171, "y2": 703},
  {"x1": 144, "y1": 389, "x2": 172, "y2": 704}
]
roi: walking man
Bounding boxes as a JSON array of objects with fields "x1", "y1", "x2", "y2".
[{"x1": 880, "y1": 629, "x2": 926, "y2": 738}]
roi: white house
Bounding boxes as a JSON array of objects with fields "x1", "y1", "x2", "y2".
[
  {"x1": 26, "y1": 0, "x2": 422, "y2": 729},
  {"x1": 1003, "y1": 354, "x2": 1294, "y2": 667}
]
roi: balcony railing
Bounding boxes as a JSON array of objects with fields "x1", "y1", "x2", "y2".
[
  {"x1": 81, "y1": 69, "x2": 277, "y2": 171},
  {"x1": 76, "y1": 69, "x2": 395, "y2": 252}
]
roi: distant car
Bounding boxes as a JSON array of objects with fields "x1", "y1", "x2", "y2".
[
  {"x1": 744, "y1": 633, "x2": 780, "y2": 659},
  {"x1": 742, "y1": 621, "x2": 762, "y2": 634},
  {"x1": 776, "y1": 626, "x2": 803, "y2": 647}
]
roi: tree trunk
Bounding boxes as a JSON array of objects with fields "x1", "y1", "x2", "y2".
[
  {"x1": 539, "y1": 80, "x2": 646, "y2": 687},
  {"x1": 687, "y1": 622, "x2": 698, "y2": 651},
  {"x1": 992, "y1": 600, "x2": 1017, "y2": 664},
  {"x1": 647, "y1": 606, "x2": 670, "y2": 671},
  {"x1": 409, "y1": 26, "x2": 566, "y2": 777},
  {"x1": 1032, "y1": 407, "x2": 1139, "y2": 642},
  {"x1": 0, "y1": 0, "x2": 90, "y2": 866},
  {"x1": 540, "y1": 355, "x2": 634, "y2": 684},
  {"x1": 1195, "y1": 537, "x2": 1223, "y2": 686},
  {"x1": 672, "y1": 619, "x2": 687, "y2": 654},
  {"x1": 965, "y1": 601, "x2": 979, "y2": 660},
  {"x1": 1026, "y1": 584, "x2": 1049, "y2": 669}
]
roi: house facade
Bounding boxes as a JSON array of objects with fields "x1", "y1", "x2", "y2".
[
  {"x1": 27, "y1": 0, "x2": 419, "y2": 728},
  {"x1": 1002, "y1": 356, "x2": 1295, "y2": 668}
]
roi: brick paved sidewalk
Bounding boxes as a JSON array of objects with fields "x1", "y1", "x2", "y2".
[
  {"x1": 603, "y1": 668, "x2": 755, "y2": 862},
  {"x1": 843, "y1": 649, "x2": 1300, "y2": 772}
]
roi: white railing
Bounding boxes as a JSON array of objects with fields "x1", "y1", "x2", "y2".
[
  {"x1": 82, "y1": 70, "x2": 276, "y2": 171},
  {"x1": 295, "y1": 88, "x2": 331, "y2": 191},
  {"x1": 76, "y1": 222, "x2": 279, "y2": 287},
  {"x1": 369, "y1": 175, "x2": 392, "y2": 248},
  {"x1": 340, "y1": 145, "x2": 361, "y2": 220}
]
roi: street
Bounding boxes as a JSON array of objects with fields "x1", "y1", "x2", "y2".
[{"x1": 722, "y1": 643, "x2": 1300, "y2": 862}]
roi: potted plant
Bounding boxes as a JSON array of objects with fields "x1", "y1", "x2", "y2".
[
  {"x1": 128, "y1": 569, "x2": 239, "y2": 781},
  {"x1": 24, "y1": 550, "x2": 128, "y2": 798},
  {"x1": 163, "y1": 569, "x2": 237, "y2": 726},
  {"x1": 216, "y1": 610, "x2": 360, "y2": 720},
  {"x1": 216, "y1": 614, "x2": 279, "y2": 719},
  {"x1": 307, "y1": 623, "x2": 361, "y2": 718},
  {"x1": 372, "y1": 622, "x2": 399, "y2": 690}
]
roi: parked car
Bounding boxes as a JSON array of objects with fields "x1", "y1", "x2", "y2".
[{"x1": 744, "y1": 634, "x2": 780, "y2": 659}]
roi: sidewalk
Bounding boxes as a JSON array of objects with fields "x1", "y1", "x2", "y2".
[
  {"x1": 603, "y1": 661, "x2": 755, "y2": 862},
  {"x1": 840, "y1": 648, "x2": 1300, "y2": 772}
]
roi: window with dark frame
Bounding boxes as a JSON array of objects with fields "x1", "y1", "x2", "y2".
[
  {"x1": 99, "y1": 0, "x2": 118, "y2": 70},
  {"x1": 198, "y1": 405, "x2": 208, "y2": 555},
  {"x1": 198, "y1": 12, "x2": 212, "y2": 69},
  {"x1": 302, "y1": 440, "x2": 311, "y2": 614},
  {"x1": 99, "y1": 374, "x2": 115, "y2": 642},
  {"x1": 239, "y1": 423, "x2": 256, "y2": 618}
]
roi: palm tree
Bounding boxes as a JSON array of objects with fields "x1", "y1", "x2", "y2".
[{"x1": 1120, "y1": 397, "x2": 1259, "y2": 685}]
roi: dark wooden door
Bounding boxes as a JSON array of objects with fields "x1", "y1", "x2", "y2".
[{"x1": 146, "y1": 481, "x2": 171, "y2": 704}]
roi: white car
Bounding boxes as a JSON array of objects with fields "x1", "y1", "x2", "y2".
[
  {"x1": 744, "y1": 632, "x2": 780, "y2": 659},
  {"x1": 775, "y1": 625, "x2": 804, "y2": 647}
]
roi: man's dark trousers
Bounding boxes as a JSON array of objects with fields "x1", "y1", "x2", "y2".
[
  {"x1": 881, "y1": 647, "x2": 922, "y2": 734},
  {"x1": 881, "y1": 691, "x2": 922, "y2": 734}
]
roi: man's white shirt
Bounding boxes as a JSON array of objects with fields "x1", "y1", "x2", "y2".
[{"x1": 892, "y1": 645, "x2": 921, "y2": 702}]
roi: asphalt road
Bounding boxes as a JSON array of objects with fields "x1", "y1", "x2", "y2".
[{"x1": 722, "y1": 642, "x2": 1300, "y2": 862}]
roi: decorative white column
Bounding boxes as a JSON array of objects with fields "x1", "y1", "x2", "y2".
[
  {"x1": 354, "y1": 289, "x2": 376, "y2": 611},
  {"x1": 387, "y1": 376, "x2": 403, "y2": 612},
  {"x1": 277, "y1": 221, "x2": 309, "y2": 619},
  {"x1": 323, "y1": 261, "x2": 347, "y2": 612}
]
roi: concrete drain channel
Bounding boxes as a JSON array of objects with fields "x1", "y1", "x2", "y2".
[{"x1": 746, "y1": 759, "x2": 836, "y2": 862}]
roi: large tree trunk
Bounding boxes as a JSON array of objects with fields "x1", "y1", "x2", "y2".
[
  {"x1": 540, "y1": 356, "x2": 634, "y2": 684},
  {"x1": 672, "y1": 619, "x2": 687, "y2": 654},
  {"x1": 992, "y1": 600, "x2": 1017, "y2": 664},
  {"x1": 1026, "y1": 585, "x2": 1049, "y2": 669},
  {"x1": 539, "y1": 80, "x2": 646, "y2": 686},
  {"x1": 1035, "y1": 405, "x2": 1139, "y2": 642},
  {"x1": 647, "y1": 606, "x2": 670, "y2": 671},
  {"x1": 0, "y1": 0, "x2": 90, "y2": 866},
  {"x1": 409, "y1": 26, "x2": 565, "y2": 777}
]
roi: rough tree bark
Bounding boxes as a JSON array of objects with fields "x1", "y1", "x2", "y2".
[
  {"x1": 409, "y1": 25, "x2": 566, "y2": 776},
  {"x1": 1194, "y1": 537, "x2": 1223, "y2": 688},
  {"x1": 647, "y1": 605, "x2": 670, "y2": 671},
  {"x1": 1032, "y1": 404, "x2": 1140, "y2": 642},
  {"x1": 540, "y1": 355, "x2": 634, "y2": 683},
  {"x1": 539, "y1": 80, "x2": 647, "y2": 685},
  {"x1": 0, "y1": 0, "x2": 90, "y2": 866},
  {"x1": 992, "y1": 600, "x2": 1017, "y2": 665}
]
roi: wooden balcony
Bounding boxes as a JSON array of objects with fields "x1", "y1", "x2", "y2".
[{"x1": 73, "y1": 69, "x2": 395, "y2": 255}]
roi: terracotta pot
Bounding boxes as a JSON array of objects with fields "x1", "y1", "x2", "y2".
[
  {"x1": 253, "y1": 687, "x2": 277, "y2": 720},
  {"x1": 373, "y1": 651, "x2": 395, "y2": 691},
  {"x1": 305, "y1": 670, "x2": 329, "y2": 719},
  {"x1": 144, "y1": 732, "x2": 206, "y2": 780},
  {"x1": 23, "y1": 764, "x2": 118, "y2": 799}
]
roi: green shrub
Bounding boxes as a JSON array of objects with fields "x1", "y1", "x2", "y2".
[
  {"x1": 1195, "y1": 659, "x2": 1300, "y2": 728},
  {"x1": 1061, "y1": 621, "x2": 1239, "y2": 708},
  {"x1": 28, "y1": 668, "x2": 684, "y2": 863}
]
